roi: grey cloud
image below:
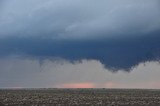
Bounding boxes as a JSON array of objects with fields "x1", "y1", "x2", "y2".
[
  {"x1": 0, "y1": 0, "x2": 160, "y2": 71},
  {"x1": 0, "y1": 0, "x2": 160, "y2": 39}
]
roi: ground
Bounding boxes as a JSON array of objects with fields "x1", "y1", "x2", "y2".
[{"x1": 0, "y1": 89, "x2": 160, "y2": 106}]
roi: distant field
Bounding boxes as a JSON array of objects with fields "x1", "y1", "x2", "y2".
[{"x1": 0, "y1": 89, "x2": 160, "y2": 106}]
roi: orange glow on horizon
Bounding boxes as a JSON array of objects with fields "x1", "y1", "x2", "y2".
[
  {"x1": 105, "y1": 82, "x2": 119, "y2": 88},
  {"x1": 7, "y1": 81, "x2": 160, "y2": 89},
  {"x1": 59, "y1": 83, "x2": 95, "y2": 88}
]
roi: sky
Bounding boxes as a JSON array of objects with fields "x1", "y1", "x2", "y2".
[{"x1": 0, "y1": 0, "x2": 160, "y2": 88}]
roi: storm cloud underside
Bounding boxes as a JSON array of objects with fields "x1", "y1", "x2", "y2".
[
  {"x1": 0, "y1": 34, "x2": 160, "y2": 71},
  {"x1": 0, "y1": 0, "x2": 160, "y2": 71}
]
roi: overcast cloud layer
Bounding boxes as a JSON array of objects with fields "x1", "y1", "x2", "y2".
[{"x1": 0, "y1": 0, "x2": 160, "y2": 71}]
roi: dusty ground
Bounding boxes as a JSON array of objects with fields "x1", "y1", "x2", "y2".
[{"x1": 0, "y1": 88, "x2": 160, "y2": 106}]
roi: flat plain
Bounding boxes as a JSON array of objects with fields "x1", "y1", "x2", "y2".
[{"x1": 0, "y1": 88, "x2": 160, "y2": 106}]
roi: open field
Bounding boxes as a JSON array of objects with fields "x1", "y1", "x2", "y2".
[{"x1": 0, "y1": 89, "x2": 160, "y2": 106}]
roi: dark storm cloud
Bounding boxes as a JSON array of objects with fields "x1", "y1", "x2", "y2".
[
  {"x1": 0, "y1": 0, "x2": 160, "y2": 71},
  {"x1": 0, "y1": 31, "x2": 160, "y2": 71}
]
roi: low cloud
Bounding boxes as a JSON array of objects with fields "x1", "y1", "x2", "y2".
[{"x1": 0, "y1": 57, "x2": 160, "y2": 88}]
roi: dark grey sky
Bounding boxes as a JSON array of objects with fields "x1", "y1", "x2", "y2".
[{"x1": 0, "y1": 0, "x2": 160, "y2": 88}]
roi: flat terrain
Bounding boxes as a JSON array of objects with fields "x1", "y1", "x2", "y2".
[{"x1": 0, "y1": 89, "x2": 160, "y2": 106}]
